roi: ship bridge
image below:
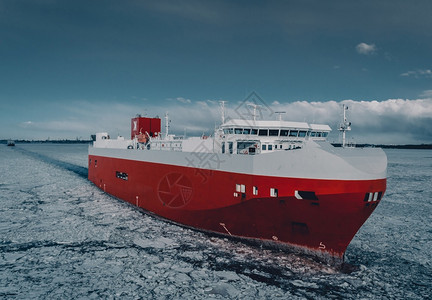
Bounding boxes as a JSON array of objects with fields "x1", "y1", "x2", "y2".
[
  {"x1": 219, "y1": 119, "x2": 331, "y2": 155},
  {"x1": 92, "y1": 115, "x2": 332, "y2": 156}
]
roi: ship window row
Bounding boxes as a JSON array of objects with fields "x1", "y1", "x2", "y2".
[
  {"x1": 234, "y1": 185, "x2": 321, "y2": 200},
  {"x1": 310, "y1": 131, "x2": 328, "y2": 137},
  {"x1": 224, "y1": 141, "x2": 294, "y2": 153},
  {"x1": 262, "y1": 144, "x2": 284, "y2": 151},
  {"x1": 223, "y1": 128, "x2": 328, "y2": 137},
  {"x1": 234, "y1": 184, "x2": 278, "y2": 197}
]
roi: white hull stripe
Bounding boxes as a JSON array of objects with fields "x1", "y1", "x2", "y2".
[{"x1": 89, "y1": 145, "x2": 387, "y2": 181}]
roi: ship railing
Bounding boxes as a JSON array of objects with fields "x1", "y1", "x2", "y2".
[{"x1": 345, "y1": 141, "x2": 356, "y2": 148}]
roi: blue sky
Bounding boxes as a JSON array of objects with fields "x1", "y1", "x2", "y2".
[{"x1": 1, "y1": 0, "x2": 431, "y2": 143}]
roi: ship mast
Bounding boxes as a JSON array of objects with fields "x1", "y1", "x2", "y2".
[
  {"x1": 219, "y1": 101, "x2": 227, "y2": 124},
  {"x1": 164, "y1": 112, "x2": 169, "y2": 139},
  {"x1": 247, "y1": 103, "x2": 261, "y2": 121},
  {"x1": 338, "y1": 104, "x2": 351, "y2": 147}
]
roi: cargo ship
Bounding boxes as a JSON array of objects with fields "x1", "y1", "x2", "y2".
[{"x1": 88, "y1": 103, "x2": 387, "y2": 262}]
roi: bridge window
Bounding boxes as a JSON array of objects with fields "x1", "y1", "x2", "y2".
[
  {"x1": 235, "y1": 128, "x2": 243, "y2": 134},
  {"x1": 310, "y1": 132, "x2": 316, "y2": 137},
  {"x1": 289, "y1": 130, "x2": 298, "y2": 137},
  {"x1": 299, "y1": 131, "x2": 307, "y2": 137},
  {"x1": 251, "y1": 129, "x2": 258, "y2": 135},
  {"x1": 323, "y1": 132, "x2": 328, "y2": 137},
  {"x1": 269, "y1": 129, "x2": 279, "y2": 136},
  {"x1": 223, "y1": 128, "x2": 234, "y2": 134},
  {"x1": 258, "y1": 129, "x2": 268, "y2": 136},
  {"x1": 243, "y1": 128, "x2": 251, "y2": 134},
  {"x1": 280, "y1": 129, "x2": 289, "y2": 136}
]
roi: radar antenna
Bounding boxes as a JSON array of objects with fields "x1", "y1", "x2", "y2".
[{"x1": 275, "y1": 111, "x2": 286, "y2": 121}]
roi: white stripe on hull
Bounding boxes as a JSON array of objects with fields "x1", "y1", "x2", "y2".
[{"x1": 88, "y1": 141, "x2": 386, "y2": 181}]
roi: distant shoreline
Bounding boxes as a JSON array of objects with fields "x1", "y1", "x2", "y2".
[
  {"x1": 1, "y1": 139, "x2": 92, "y2": 144},
  {"x1": 331, "y1": 143, "x2": 432, "y2": 149},
  {"x1": 2, "y1": 139, "x2": 431, "y2": 149}
]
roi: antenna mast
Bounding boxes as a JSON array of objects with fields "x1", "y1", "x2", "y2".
[
  {"x1": 338, "y1": 104, "x2": 351, "y2": 147},
  {"x1": 247, "y1": 103, "x2": 261, "y2": 121},
  {"x1": 219, "y1": 101, "x2": 227, "y2": 124},
  {"x1": 164, "y1": 112, "x2": 169, "y2": 139}
]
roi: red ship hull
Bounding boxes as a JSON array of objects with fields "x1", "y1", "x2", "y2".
[{"x1": 88, "y1": 154, "x2": 386, "y2": 260}]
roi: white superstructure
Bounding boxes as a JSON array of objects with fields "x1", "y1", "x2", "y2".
[{"x1": 93, "y1": 117, "x2": 332, "y2": 155}]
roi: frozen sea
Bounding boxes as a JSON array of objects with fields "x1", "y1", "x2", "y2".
[{"x1": 0, "y1": 144, "x2": 431, "y2": 299}]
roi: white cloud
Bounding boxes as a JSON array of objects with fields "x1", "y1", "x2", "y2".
[
  {"x1": 206, "y1": 99, "x2": 221, "y2": 105},
  {"x1": 173, "y1": 97, "x2": 192, "y2": 104},
  {"x1": 400, "y1": 69, "x2": 432, "y2": 78},
  {"x1": 267, "y1": 98, "x2": 432, "y2": 144},
  {"x1": 196, "y1": 100, "x2": 208, "y2": 107},
  {"x1": 6, "y1": 97, "x2": 432, "y2": 144},
  {"x1": 356, "y1": 42, "x2": 376, "y2": 55},
  {"x1": 420, "y1": 90, "x2": 432, "y2": 98}
]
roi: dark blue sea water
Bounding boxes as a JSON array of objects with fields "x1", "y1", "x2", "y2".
[{"x1": 1, "y1": 144, "x2": 431, "y2": 299}]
